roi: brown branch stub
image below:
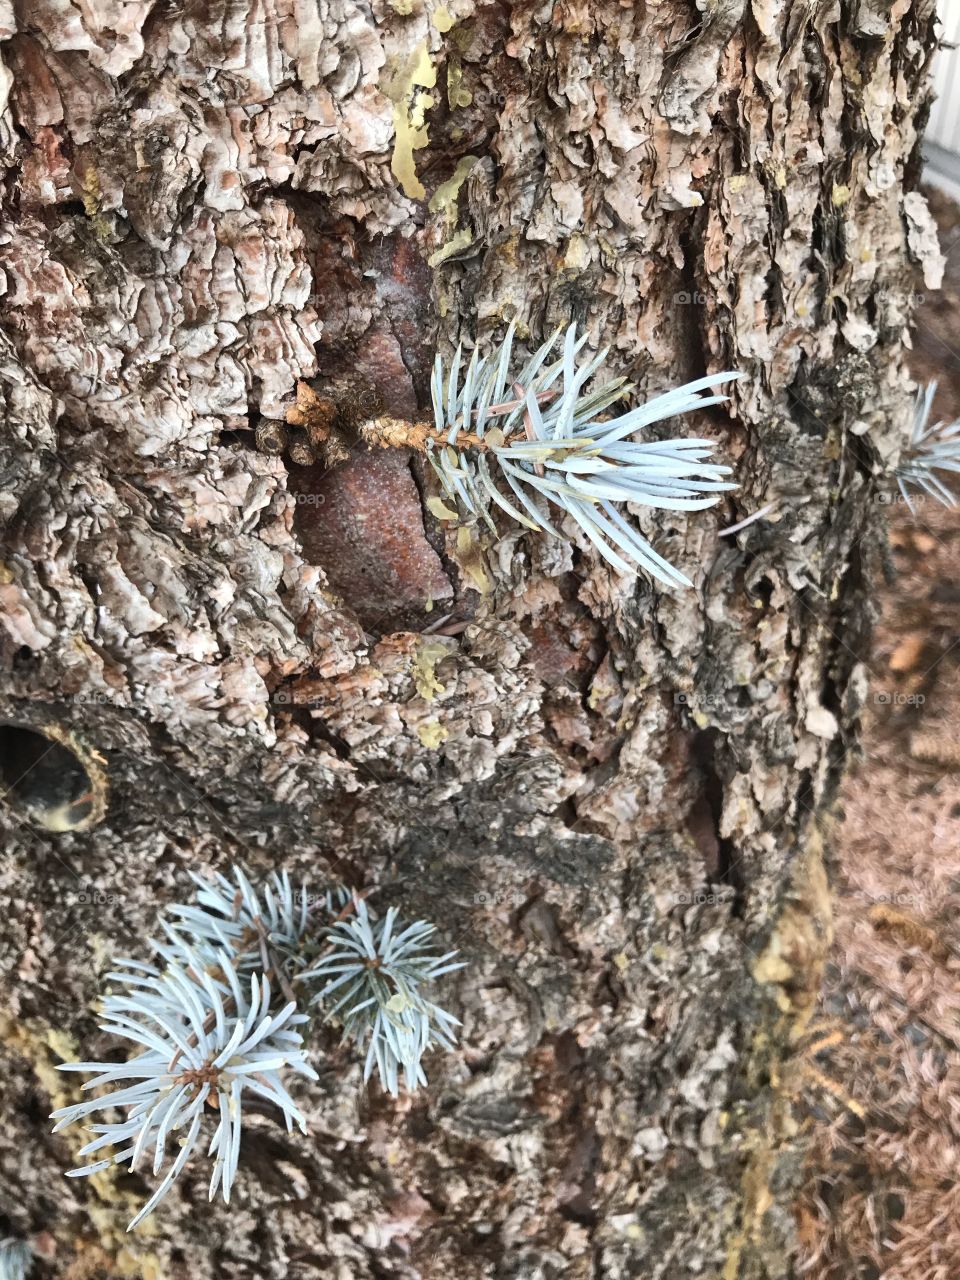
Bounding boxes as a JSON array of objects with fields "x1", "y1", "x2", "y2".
[
  {"x1": 288, "y1": 436, "x2": 317, "y2": 467},
  {"x1": 255, "y1": 420, "x2": 289, "y2": 456},
  {"x1": 360, "y1": 416, "x2": 434, "y2": 451},
  {"x1": 360, "y1": 416, "x2": 490, "y2": 453},
  {"x1": 356, "y1": 388, "x2": 572, "y2": 456},
  {"x1": 327, "y1": 386, "x2": 565, "y2": 461},
  {"x1": 286, "y1": 381, "x2": 337, "y2": 447}
]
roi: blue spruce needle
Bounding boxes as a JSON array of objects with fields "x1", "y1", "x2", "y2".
[
  {"x1": 300, "y1": 899, "x2": 465, "y2": 1097},
  {"x1": 50, "y1": 866, "x2": 463, "y2": 1228},
  {"x1": 426, "y1": 322, "x2": 742, "y2": 586},
  {"x1": 52, "y1": 957, "x2": 316, "y2": 1229},
  {"x1": 896, "y1": 381, "x2": 960, "y2": 512}
]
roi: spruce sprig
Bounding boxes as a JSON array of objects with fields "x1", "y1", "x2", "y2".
[
  {"x1": 300, "y1": 899, "x2": 465, "y2": 1096},
  {"x1": 50, "y1": 866, "x2": 461, "y2": 1229},
  {"x1": 425, "y1": 323, "x2": 741, "y2": 586},
  {"x1": 897, "y1": 381, "x2": 960, "y2": 512}
]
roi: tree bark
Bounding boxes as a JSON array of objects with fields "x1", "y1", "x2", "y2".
[{"x1": 0, "y1": 1, "x2": 944, "y2": 1277}]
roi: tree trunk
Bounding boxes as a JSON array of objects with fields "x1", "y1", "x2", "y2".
[{"x1": 0, "y1": 1, "x2": 944, "y2": 1277}]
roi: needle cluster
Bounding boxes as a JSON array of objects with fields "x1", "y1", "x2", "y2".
[
  {"x1": 0, "y1": 1239, "x2": 32, "y2": 1280},
  {"x1": 301, "y1": 899, "x2": 464, "y2": 1095},
  {"x1": 51, "y1": 866, "x2": 461, "y2": 1229},
  {"x1": 897, "y1": 381, "x2": 960, "y2": 511},
  {"x1": 428, "y1": 323, "x2": 740, "y2": 586}
]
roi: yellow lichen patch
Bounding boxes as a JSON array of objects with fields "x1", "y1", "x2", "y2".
[
  {"x1": 560, "y1": 234, "x2": 591, "y2": 272},
  {"x1": 432, "y1": 4, "x2": 455, "y2": 31},
  {"x1": 78, "y1": 163, "x2": 113, "y2": 241},
  {"x1": 724, "y1": 825, "x2": 833, "y2": 1276},
  {"x1": 446, "y1": 56, "x2": 472, "y2": 108},
  {"x1": 831, "y1": 183, "x2": 851, "y2": 207},
  {"x1": 114, "y1": 1248, "x2": 167, "y2": 1279},
  {"x1": 751, "y1": 933, "x2": 796, "y2": 988},
  {"x1": 0, "y1": 1017, "x2": 81, "y2": 1109},
  {"x1": 722, "y1": 1143, "x2": 776, "y2": 1280},
  {"x1": 64, "y1": 1240, "x2": 166, "y2": 1280},
  {"x1": 384, "y1": 43, "x2": 437, "y2": 200},
  {"x1": 413, "y1": 640, "x2": 450, "y2": 701},
  {"x1": 80, "y1": 164, "x2": 101, "y2": 219},
  {"x1": 417, "y1": 719, "x2": 449, "y2": 748},
  {"x1": 426, "y1": 495, "x2": 459, "y2": 521},
  {"x1": 750, "y1": 825, "x2": 833, "y2": 1039},
  {"x1": 455, "y1": 525, "x2": 492, "y2": 594},
  {"x1": 1, "y1": 1015, "x2": 162, "y2": 1265},
  {"x1": 428, "y1": 227, "x2": 474, "y2": 267},
  {"x1": 428, "y1": 154, "x2": 478, "y2": 220}
]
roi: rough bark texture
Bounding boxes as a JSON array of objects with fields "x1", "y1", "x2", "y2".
[{"x1": 0, "y1": 1, "x2": 945, "y2": 1277}]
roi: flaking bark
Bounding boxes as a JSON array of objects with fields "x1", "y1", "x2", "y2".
[{"x1": 0, "y1": 0, "x2": 944, "y2": 1277}]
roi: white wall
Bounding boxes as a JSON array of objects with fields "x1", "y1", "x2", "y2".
[{"x1": 925, "y1": 0, "x2": 960, "y2": 198}]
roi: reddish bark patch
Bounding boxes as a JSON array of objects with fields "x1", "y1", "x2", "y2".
[
  {"x1": 528, "y1": 620, "x2": 588, "y2": 688},
  {"x1": 364, "y1": 234, "x2": 435, "y2": 401},
  {"x1": 354, "y1": 326, "x2": 419, "y2": 419},
  {"x1": 311, "y1": 228, "x2": 435, "y2": 409},
  {"x1": 291, "y1": 450, "x2": 453, "y2": 632}
]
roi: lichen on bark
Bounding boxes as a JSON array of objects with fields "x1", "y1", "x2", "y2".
[{"x1": 0, "y1": 0, "x2": 944, "y2": 1276}]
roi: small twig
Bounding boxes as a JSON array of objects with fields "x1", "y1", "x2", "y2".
[
  {"x1": 306, "y1": 885, "x2": 372, "y2": 922},
  {"x1": 168, "y1": 1007, "x2": 221, "y2": 1075},
  {"x1": 252, "y1": 917, "x2": 298, "y2": 1005},
  {"x1": 424, "y1": 618, "x2": 471, "y2": 637},
  {"x1": 360, "y1": 393, "x2": 559, "y2": 455},
  {"x1": 421, "y1": 611, "x2": 454, "y2": 635},
  {"x1": 360, "y1": 418, "x2": 490, "y2": 453}
]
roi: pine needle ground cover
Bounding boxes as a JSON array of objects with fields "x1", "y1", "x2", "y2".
[{"x1": 799, "y1": 188, "x2": 960, "y2": 1280}]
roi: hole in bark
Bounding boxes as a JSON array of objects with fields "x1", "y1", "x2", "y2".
[{"x1": 0, "y1": 723, "x2": 102, "y2": 832}]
